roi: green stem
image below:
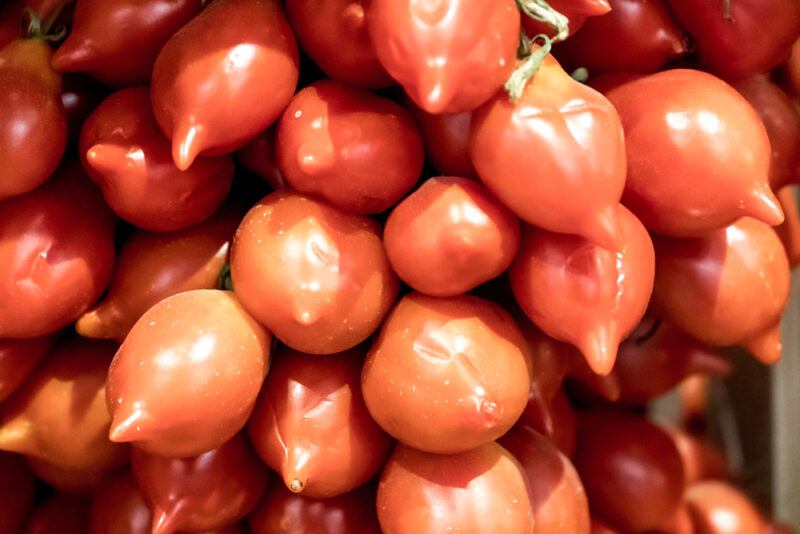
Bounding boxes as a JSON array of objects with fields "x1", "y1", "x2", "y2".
[
  {"x1": 504, "y1": 34, "x2": 553, "y2": 101},
  {"x1": 217, "y1": 263, "x2": 234, "y2": 291},
  {"x1": 570, "y1": 67, "x2": 589, "y2": 83},
  {"x1": 516, "y1": 0, "x2": 570, "y2": 43},
  {"x1": 24, "y1": 3, "x2": 71, "y2": 42}
]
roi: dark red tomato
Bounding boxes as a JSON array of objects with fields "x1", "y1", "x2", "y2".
[
  {"x1": 0, "y1": 334, "x2": 57, "y2": 402},
  {"x1": 80, "y1": 87, "x2": 233, "y2": 232},
  {"x1": 61, "y1": 74, "x2": 106, "y2": 144},
  {"x1": 668, "y1": 0, "x2": 800, "y2": 78},
  {"x1": 384, "y1": 177, "x2": 520, "y2": 296},
  {"x1": 51, "y1": 0, "x2": 202, "y2": 86},
  {"x1": 555, "y1": 0, "x2": 688, "y2": 74},
  {"x1": 0, "y1": 163, "x2": 116, "y2": 339},
  {"x1": 26, "y1": 456, "x2": 111, "y2": 493},
  {"x1": 519, "y1": 322, "x2": 572, "y2": 405},
  {"x1": 510, "y1": 205, "x2": 654, "y2": 375},
  {"x1": 574, "y1": 409, "x2": 685, "y2": 533},
  {"x1": 249, "y1": 483, "x2": 381, "y2": 534},
  {"x1": 519, "y1": 389, "x2": 577, "y2": 458},
  {"x1": 522, "y1": 0, "x2": 611, "y2": 38},
  {"x1": 362, "y1": 293, "x2": 531, "y2": 454},
  {"x1": 665, "y1": 427, "x2": 729, "y2": 486},
  {"x1": 0, "y1": 38, "x2": 67, "y2": 200},
  {"x1": 606, "y1": 69, "x2": 782, "y2": 236},
  {"x1": 237, "y1": 127, "x2": 286, "y2": 190},
  {"x1": 776, "y1": 187, "x2": 800, "y2": 268},
  {"x1": 655, "y1": 503, "x2": 694, "y2": 534},
  {"x1": 403, "y1": 100, "x2": 477, "y2": 179},
  {"x1": 90, "y1": 471, "x2": 151, "y2": 534},
  {"x1": 499, "y1": 426, "x2": 590, "y2": 534},
  {"x1": 132, "y1": 433, "x2": 269, "y2": 534},
  {"x1": 151, "y1": 0, "x2": 299, "y2": 170},
  {"x1": 107, "y1": 290, "x2": 271, "y2": 458},
  {"x1": 0, "y1": 452, "x2": 36, "y2": 534},
  {"x1": 286, "y1": 0, "x2": 391, "y2": 89},
  {"x1": 24, "y1": 494, "x2": 91, "y2": 534},
  {"x1": 591, "y1": 519, "x2": 619, "y2": 534},
  {"x1": 77, "y1": 210, "x2": 239, "y2": 343},
  {"x1": 684, "y1": 482, "x2": 767, "y2": 534},
  {"x1": 248, "y1": 345, "x2": 392, "y2": 499},
  {"x1": 652, "y1": 217, "x2": 790, "y2": 364},
  {"x1": 378, "y1": 442, "x2": 534, "y2": 534},
  {"x1": 471, "y1": 52, "x2": 626, "y2": 250},
  {"x1": 276, "y1": 80, "x2": 424, "y2": 214},
  {"x1": 786, "y1": 37, "x2": 800, "y2": 99},
  {"x1": 230, "y1": 190, "x2": 399, "y2": 354},
  {"x1": 368, "y1": 0, "x2": 519, "y2": 114}
]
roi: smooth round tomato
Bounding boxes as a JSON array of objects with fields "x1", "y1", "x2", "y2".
[
  {"x1": 0, "y1": 452, "x2": 36, "y2": 534},
  {"x1": 89, "y1": 471, "x2": 152, "y2": 534},
  {"x1": 522, "y1": 0, "x2": 610, "y2": 38},
  {"x1": 403, "y1": 100, "x2": 477, "y2": 179},
  {"x1": 276, "y1": 80, "x2": 424, "y2": 214},
  {"x1": 24, "y1": 494, "x2": 91, "y2": 534},
  {"x1": 684, "y1": 482, "x2": 767, "y2": 534},
  {"x1": 0, "y1": 334, "x2": 57, "y2": 403},
  {"x1": 237, "y1": 127, "x2": 286, "y2": 190},
  {"x1": 666, "y1": 427, "x2": 729, "y2": 486},
  {"x1": 775, "y1": 186, "x2": 800, "y2": 268}
]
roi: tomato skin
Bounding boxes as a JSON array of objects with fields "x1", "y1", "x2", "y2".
[
  {"x1": 519, "y1": 389, "x2": 576, "y2": 458},
  {"x1": 276, "y1": 80, "x2": 424, "y2": 214},
  {"x1": 471, "y1": 53, "x2": 627, "y2": 250},
  {"x1": 0, "y1": 38, "x2": 67, "y2": 201},
  {"x1": 785, "y1": 37, "x2": 800, "y2": 98},
  {"x1": 61, "y1": 74, "x2": 106, "y2": 146},
  {"x1": 522, "y1": 0, "x2": 611, "y2": 38},
  {"x1": 667, "y1": 0, "x2": 800, "y2": 79},
  {"x1": 0, "y1": 334, "x2": 57, "y2": 403},
  {"x1": 51, "y1": 0, "x2": 202, "y2": 87},
  {"x1": 23, "y1": 494, "x2": 91, "y2": 534},
  {"x1": 237, "y1": 127, "x2": 286, "y2": 190},
  {"x1": 151, "y1": 0, "x2": 299, "y2": 170},
  {"x1": 775, "y1": 186, "x2": 800, "y2": 268},
  {"x1": 607, "y1": 69, "x2": 782, "y2": 236},
  {"x1": 666, "y1": 427, "x2": 729, "y2": 486},
  {"x1": 684, "y1": 482, "x2": 767, "y2": 534},
  {"x1": 403, "y1": 101, "x2": 477, "y2": 179},
  {"x1": 368, "y1": 0, "x2": 519, "y2": 114},
  {"x1": 0, "y1": 163, "x2": 116, "y2": 339},
  {"x1": 0, "y1": 452, "x2": 36, "y2": 534},
  {"x1": 80, "y1": 87, "x2": 233, "y2": 232}
]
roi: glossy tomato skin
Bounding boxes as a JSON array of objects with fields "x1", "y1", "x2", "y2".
[
  {"x1": 0, "y1": 163, "x2": 116, "y2": 339},
  {"x1": 0, "y1": 334, "x2": 57, "y2": 402},
  {"x1": 786, "y1": 37, "x2": 800, "y2": 99},
  {"x1": 0, "y1": 38, "x2": 67, "y2": 200},
  {"x1": 0, "y1": 452, "x2": 36, "y2": 534},
  {"x1": 554, "y1": 0, "x2": 689, "y2": 74},
  {"x1": 776, "y1": 186, "x2": 800, "y2": 268},
  {"x1": 362, "y1": 293, "x2": 531, "y2": 454},
  {"x1": 151, "y1": 0, "x2": 299, "y2": 170},
  {"x1": 471, "y1": 53, "x2": 627, "y2": 250},
  {"x1": 522, "y1": 0, "x2": 610, "y2": 37},
  {"x1": 77, "y1": 210, "x2": 239, "y2": 343},
  {"x1": 377, "y1": 442, "x2": 535, "y2": 534},
  {"x1": 237, "y1": 127, "x2": 286, "y2": 190},
  {"x1": 403, "y1": 101, "x2": 477, "y2": 179},
  {"x1": 368, "y1": 0, "x2": 519, "y2": 114},
  {"x1": 519, "y1": 389, "x2": 577, "y2": 458},
  {"x1": 24, "y1": 494, "x2": 92, "y2": 534},
  {"x1": 80, "y1": 87, "x2": 233, "y2": 232},
  {"x1": 607, "y1": 69, "x2": 782, "y2": 236},
  {"x1": 666, "y1": 427, "x2": 729, "y2": 486},
  {"x1": 652, "y1": 217, "x2": 790, "y2": 364},
  {"x1": 384, "y1": 177, "x2": 520, "y2": 296},
  {"x1": 51, "y1": 0, "x2": 201, "y2": 86},
  {"x1": 249, "y1": 483, "x2": 381, "y2": 534},
  {"x1": 248, "y1": 345, "x2": 392, "y2": 499},
  {"x1": 668, "y1": 0, "x2": 800, "y2": 79},
  {"x1": 230, "y1": 190, "x2": 399, "y2": 354},
  {"x1": 90, "y1": 471, "x2": 151, "y2": 534},
  {"x1": 26, "y1": 456, "x2": 114, "y2": 493},
  {"x1": 276, "y1": 80, "x2": 424, "y2": 214},
  {"x1": 684, "y1": 482, "x2": 766, "y2": 534},
  {"x1": 132, "y1": 434, "x2": 269, "y2": 534},
  {"x1": 107, "y1": 290, "x2": 271, "y2": 458},
  {"x1": 286, "y1": 0, "x2": 391, "y2": 88}
]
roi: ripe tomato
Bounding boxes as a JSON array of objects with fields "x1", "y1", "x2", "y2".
[
  {"x1": 519, "y1": 389, "x2": 577, "y2": 457},
  {"x1": 0, "y1": 0, "x2": 66, "y2": 48},
  {"x1": 0, "y1": 452, "x2": 36, "y2": 534},
  {"x1": 89, "y1": 471, "x2": 153, "y2": 534},
  {"x1": 785, "y1": 37, "x2": 800, "y2": 99},
  {"x1": 151, "y1": 0, "x2": 299, "y2": 170},
  {"x1": 0, "y1": 334, "x2": 57, "y2": 403},
  {"x1": 237, "y1": 127, "x2": 286, "y2": 190},
  {"x1": 23, "y1": 494, "x2": 91, "y2": 534},
  {"x1": 61, "y1": 74, "x2": 106, "y2": 146},
  {"x1": 403, "y1": 101, "x2": 477, "y2": 179},
  {"x1": 666, "y1": 427, "x2": 729, "y2": 485},
  {"x1": 775, "y1": 186, "x2": 800, "y2": 268},
  {"x1": 522, "y1": 0, "x2": 610, "y2": 38},
  {"x1": 368, "y1": 0, "x2": 519, "y2": 113},
  {"x1": 684, "y1": 482, "x2": 767, "y2": 534}
]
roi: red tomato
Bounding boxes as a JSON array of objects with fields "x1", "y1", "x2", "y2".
[
  {"x1": 0, "y1": 0, "x2": 66, "y2": 48},
  {"x1": 25, "y1": 457, "x2": 113, "y2": 493},
  {"x1": 51, "y1": 0, "x2": 202, "y2": 86},
  {"x1": 607, "y1": 69, "x2": 782, "y2": 236},
  {"x1": 519, "y1": 389, "x2": 577, "y2": 458},
  {"x1": 230, "y1": 190, "x2": 399, "y2": 354},
  {"x1": 403, "y1": 101, "x2": 477, "y2": 179},
  {"x1": 61, "y1": 74, "x2": 106, "y2": 145},
  {"x1": 276, "y1": 80, "x2": 424, "y2": 214},
  {"x1": 775, "y1": 186, "x2": 800, "y2": 268},
  {"x1": 522, "y1": 0, "x2": 611, "y2": 38},
  {"x1": 285, "y1": 0, "x2": 391, "y2": 89},
  {"x1": 237, "y1": 127, "x2": 286, "y2": 190},
  {"x1": 0, "y1": 334, "x2": 57, "y2": 403},
  {"x1": 665, "y1": 427, "x2": 729, "y2": 486},
  {"x1": 785, "y1": 37, "x2": 800, "y2": 99},
  {"x1": 89, "y1": 471, "x2": 152, "y2": 534},
  {"x1": 591, "y1": 519, "x2": 619, "y2": 534},
  {"x1": 667, "y1": 0, "x2": 800, "y2": 78},
  {"x1": 0, "y1": 452, "x2": 36, "y2": 534},
  {"x1": 684, "y1": 482, "x2": 767, "y2": 534},
  {"x1": 24, "y1": 494, "x2": 91, "y2": 534},
  {"x1": 107, "y1": 290, "x2": 271, "y2": 458},
  {"x1": 0, "y1": 38, "x2": 67, "y2": 200},
  {"x1": 471, "y1": 52, "x2": 626, "y2": 250},
  {"x1": 368, "y1": 0, "x2": 519, "y2": 113},
  {"x1": 0, "y1": 164, "x2": 115, "y2": 339},
  {"x1": 151, "y1": 0, "x2": 299, "y2": 170}
]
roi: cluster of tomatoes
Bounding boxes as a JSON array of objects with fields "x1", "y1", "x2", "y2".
[{"x1": 1, "y1": 0, "x2": 800, "y2": 532}]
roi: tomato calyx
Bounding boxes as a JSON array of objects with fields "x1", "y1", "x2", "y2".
[
  {"x1": 517, "y1": 0, "x2": 569, "y2": 42},
  {"x1": 23, "y1": 5, "x2": 68, "y2": 43},
  {"x1": 217, "y1": 263, "x2": 234, "y2": 291},
  {"x1": 505, "y1": 34, "x2": 553, "y2": 100}
]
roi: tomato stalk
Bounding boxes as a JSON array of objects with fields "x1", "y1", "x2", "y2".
[
  {"x1": 722, "y1": 0, "x2": 733, "y2": 22},
  {"x1": 23, "y1": 1, "x2": 72, "y2": 42},
  {"x1": 516, "y1": 0, "x2": 569, "y2": 42},
  {"x1": 504, "y1": 33, "x2": 552, "y2": 100}
]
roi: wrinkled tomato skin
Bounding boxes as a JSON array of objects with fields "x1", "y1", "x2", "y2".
[
  {"x1": 684, "y1": 482, "x2": 767, "y2": 534},
  {"x1": 0, "y1": 334, "x2": 57, "y2": 403},
  {"x1": 151, "y1": 0, "x2": 299, "y2": 170},
  {"x1": 522, "y1": 0, "x2": 610, "y2": 37},
  {"x1": 276, "y1": 80, "x2": 424, "y2": 214},
  {"x1": 237, "y1": 127, "x2": 286, "y2": 190},
  {"x1": 368, "y1": 0, "x2": 519, "y2": 114},
  {"x1": 403, "y1": 101, "x2": 477, "y2": 179},
  {"x1": 23, "y1": 494, "x2": 92, "y2": 534},
  {"x1": 0, "y1": 452, "x2": 36, "y2": 534},
  {"x1": 51, "y1": 0, "x2": 202, "y2": 87}
]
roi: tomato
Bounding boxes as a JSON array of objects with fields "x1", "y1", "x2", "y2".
[
  {"x1": 276, "y1": 80, "x2": 424, "y2": 214},
  {"x1": 499, "y1": 426, "x2": 590, "y2": 534},
  {"x1": 24, "y1": 494, "x2": 92, "y2": 534},
  {"x1": 367, "y1": 0, "x2": 519, "y2": 114},
  {"x1": 151, "y1": 0, "x2": 299, "y2": 170},
  {"x1": 0, "y1": 334, "x2": 57, "y2": 403},
  {"x1": 76, "y1": 210, "x2": 239, "y2": 343},
  {"x1": 248, "y1": 345, "x2": 392, "y2": 499},
  {"x1": 249, "y1": 483, "x2": 381, "y2": 534},
  {"x1": 378, "y1": 442, "x2": 534, "y2": 534},
  {"x1": 0, "y1": 452, "x2": 36, "y2": 534},
  {"x1": 237, "y1": 127, "x2": 286, "y2": 190},
  {"x1": 384, "y1": 177, "x2": 520, "y2": 296},
  {"x1": 519, "y1": 389, "x2": 577, "y2": 457},
  {"x1": 574, "y1": 409, "x2": 685, "y2": 532},
  {"x1": 591, "y1": 519, "x2": 619, "y2": 534},
  {"x1": 285, "y1": 0, "x2": 391, "y2": 89},
  {"x1": 403, "y1": 101, "x2": 477, "y2": 179},
  {"x1": 0, "y1": 38, "x2": 67, "y2": 200},
  {"x1": 775, "y1": 186, "x2": 800, "y2": 268},
  {"x1": 0, "y1": 0, "x2": 66, "y2": 48},
  {"x1": 656, "y1": 504, "x2": 694, "y2": 534},
  {"x1": 652, "y1": 217, "x2": 790, "y2": 364},
  {"x1": 51, "y1": 0, "x2": 202, "y2": 86},
  {"x1": 0, "y1": 163, "x2": 116, "y2": 339},
  {"x1": 522, "y1": 0, "x2": 610, "y2": 38},
  {"x1": 362, "y1": 293, "x2": 531, "y2": 454},
  {"x1": 785, "y1": 37, "x2": 800, "y2": 98},
  {"x1": 606, "y1": 69, "x2": 782, "y2": 236},
  {"x1": 61, "y1": 74, "x2": 106, "y2": 146},
  {"x1": 132, "y1": 433, "x2": 268, "y2": 534},
  {"x1": 665, "y1": 427, "x2": 729, "y2": 486},
  {"x1": 471, "y1": 52, "x2": 626, "y2": 250},
  {"x1": 89, "y1": 471, "x2": 152, "y2": 534},
  {"x1": 684, "y1": 482, "x2": 767, "y2": 534},
  {"x1": 230, "y1": 190, "x2": 399, "y2": 354},
  {"x1": 107, "y1": 290, "x2": 271, "y2": 458},
  {"x1": 667, "y1": 0, "x2": 800, "y2": 79},
  {"x1": 0, "y1": 338, "x2": 128, "y2": 475}
]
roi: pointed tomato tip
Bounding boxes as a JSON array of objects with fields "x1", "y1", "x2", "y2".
[
  {"x1": 581, "y1": 205, "x2": 623, "y2": 251},
  {"x1": 0, "y1": 420, "x2": 28, "y2": 453},
  {"x1": 577, "y1": 326, "x2": 619, "y2": 376},
  {"x1": 51, "y1": 40, "x2": 96, "y2": 72},
  {"x1": 108, "y1": 407, "x2": 146, "y2": 443},
  {"x1": 85, "y1": 143, "x2": 125, "y2": 176},
  {"x1": 172, "y1": 124, "x2": 203, "y2": 171},
  {"x1": 743, "y1": 325, "x2": 782, "y2": 365},
  {"x1": 151, "y1": 507, "x2": 181, "y2": 534},
  {"x1": 746, "y1": 187, "x2": 785, "y2": 227}
]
